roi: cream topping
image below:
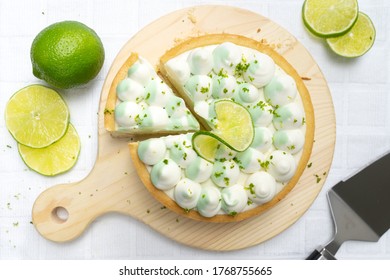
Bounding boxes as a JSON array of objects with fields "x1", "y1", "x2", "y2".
[
  {"x1": 174, "y1": 178, "x2": 202, "y2": 210},
  {"x1": 245, "y1": 171, "x2": 277, "y2": 204},
  {"x1": 273, "y1": 129, "x2": 304, "y2": 155},
  {"x1": 214, "y1": 143, "x2": 237, "y2": 160},
  {"x1": 211, "y1": 74, "x2": 236, "y2": 99},
  {"x1": 114, "y1": 56, "x2": 199, "y2": 132},
  {"x1": 116, "y1": 78, "x2": 145, "y2": 102},
  {"x1": 212, "y1": 42, "x2": 242, "y2": 75},
  {"x1": 273, "y1": 103, "x2": 304, "y2": 130},
  {"x1": 137, "y1": 106, "x2": 169, "y2": 128},
  {"x1": 184, "y1": 75, "x2": 212, "y2": 102},
  {"x1": 236, "y1": 147, "x2": 265, "y2": 174},
  {"x1": 144, "y1": 78, "x2": 172, "y2": 107},
  {"x1": 127, "y1": 57, "x2": 157, "y2": 86},
  {"x1": 114, "y1": 101, "x2": 142, "y2": 127},
  {"x1": 211, "y1": 159, "x2": 240, "y2": 187},
  {"x1": 169, "y1": 137, "x2": 197, "y2": 168},
  {"x1": 197, "y1": 185, "x2": 222, "y2": 217},
  {"x1": 185, "y1": 156, "x2": 213, "y2": 183},
  {"x1": 235, "y1": 83, "x2": 261, "y2": 104},
  {"x1": 267, "y1": 150, "x2": 297, "y2": 182},
  {"x1": 137, "y1": 138, "x2": 167, "y2": 165},
  {"x1": 150, "y1": 158, "x2": 181, "y2": 191},
  {"x1": 221, "y1": 184, "x2": 248, "y2": 215},
  {"x1": 264, "y1": 71, "x2": 297, "y2": 107},
  {"x1": 247, "y1": 100, "x2": 274, "y2": 127},
  {"x1": 243, "y1": 53, "x2": 276, "y2": 87},
  {"x1": 165, "y1": 54, "x2": 191, "y2": 85},
  {"x1": 250, "y1": 127, "x2": 273, "y2": 153},
  {"x1": 187, "y1": 47, "x2": 214, "y2": 75}
]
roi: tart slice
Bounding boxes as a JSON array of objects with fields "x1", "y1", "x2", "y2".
[
  {"x1": 128, "y1": 34, "x2": 315, "y2": 222},
  {"x1": 104, "y1": 53, "x2": 199, "y2": 137}
]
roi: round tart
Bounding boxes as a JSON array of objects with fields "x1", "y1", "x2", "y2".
[{"x1": 126, "y1": 34, "x2": 314, "y2": 222}]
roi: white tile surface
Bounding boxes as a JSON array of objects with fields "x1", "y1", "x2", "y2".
[{"x1": 0, "y1": 0, "x2": 389, "y2": 260}]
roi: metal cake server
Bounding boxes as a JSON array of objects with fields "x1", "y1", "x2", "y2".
[{"x1": 307, "y1": 152, "x2": 390, "y2": 260}]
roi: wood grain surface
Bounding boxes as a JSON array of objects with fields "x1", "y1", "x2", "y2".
[{"x1": 32, "y1": 5, "x2": 335, "y2": 251}]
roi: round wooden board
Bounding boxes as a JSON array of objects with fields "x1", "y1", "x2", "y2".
[{"x1": 32, "y1": 5, "x2": 335, "y2": 251}]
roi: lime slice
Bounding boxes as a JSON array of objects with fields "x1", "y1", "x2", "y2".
[
  {"x1": 302, "y1": 0, "x2": 359, "y2": 38},
  {"x1": 18, "y1": 123, "x2": 80, "y2": 176},
  {"x1": 5, "y1": 85, "x2": 69, "y2": 148},
  {"x1": 326, "y1": 12, "x2": 376, "y2": 58},
  {"x1": 192, "y1": 100, "x2": 254, "y2": 162},
  {"x1": 213, "y1": 99, "x2": 254, "y2": 151},
  {"x1": 192, "y1": 131, "x2": 220, "y2": 163}
]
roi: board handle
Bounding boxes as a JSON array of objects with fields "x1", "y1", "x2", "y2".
[
  {"x1": 32, "y1": 157, "x2": 134, "y2": 242},
  {"x1": 32, "y1": 182, "x2": 96, "y2": 242}
]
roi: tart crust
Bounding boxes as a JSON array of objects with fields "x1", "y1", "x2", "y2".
[
  {"x1": 104, "y1": 52, "x2": 139, "y2": 135},
  {"x1": 129, "y1": 34, "x2": 315, "y2": 223}
]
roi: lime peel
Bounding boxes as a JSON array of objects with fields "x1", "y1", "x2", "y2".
[{"x1": 30, "y1": 20, "x2": 104, "y2": 89}]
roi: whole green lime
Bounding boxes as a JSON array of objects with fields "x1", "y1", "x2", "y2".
[{"x1": 30, "y1": 21, "x2": 105, "y2": 89}]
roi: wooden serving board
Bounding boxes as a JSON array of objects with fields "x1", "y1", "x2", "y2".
[{"x1": 32, "y1": 5, "x2": 335, "y2": 251}]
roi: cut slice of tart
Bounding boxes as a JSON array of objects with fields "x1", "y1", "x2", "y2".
[{"x1": 104, "y1": 53, "x2": 200, "y2": 137}]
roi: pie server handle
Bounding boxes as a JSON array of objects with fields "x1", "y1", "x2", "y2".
[{"x1": 306, "y1": 246, "x2": 337, "y2": 260}]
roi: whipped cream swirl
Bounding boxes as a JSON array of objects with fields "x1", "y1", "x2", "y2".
[
  {"x1": 137, "y1": 138, "x2": 167, "y2": 165},
  {"x1": 221, "y1": 184, "x2": 248, "y2": 215},
  {"x1": 211, "y1": 159, "x2": 240, "y2": 187},
  {"x1": 197, "y1": 185, "x2": 222, "y2": 217},
  {"x1": 243, "y1": 53, "x2": 275, "y2": 88},
  {"x1": 273, "y1": 129, "x2": 304, "y2": 155},
  {"x1": 267, "y1": 150, "x2": 297, "y2": 182},
  {"x1": 264, "y1": 72, "x2": 297, "y2": 107},
  {"x1": 150, "y1": 158, "x2": 181, "y2": 191},
  {"x1": 236, "y1": 147, "x2": 265, "y2": 174},
  {"x1": 187, "y1": 47, "x2": 214, "y2": 75},
  {"x1": 245, "y1": 171, "x2": 277, "y2": 204},
  {"x1": 174, "y1": 178, "x2": 202, "y2": 210},
  {"x1": 185, "y1": 156, "x2": 213, "y2": 183}
]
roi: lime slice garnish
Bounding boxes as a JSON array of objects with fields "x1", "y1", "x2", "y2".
[
  {"x1": 5, "y1": 85, "x2": 69, "y2": 148},
  {"x1": 192, "y1": 131, "x2": 220, "y2": 163},
  {"x1": 192, "y1": 100, "x2": 254, "y2": 162},
  {"x1": 326, "y1": 12, "x2": 376, "y2": 58},
  {"x1": 302, "y1": 0, "x2": 359, "y2": 38},
  {"x1": 18, "y1": 123, "x2": 80, "y2": 176},
  {"x1": 213, "y1": 99, "x2": 254, "y2": 151}
]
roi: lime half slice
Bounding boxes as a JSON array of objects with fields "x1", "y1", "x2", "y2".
[
  {"x1": 18, "y1": 123, "x2": 80, "y2": 176},
  {"x1": 327, "y1": 12, "x2": 376, "y2": 58},
  {"x1": 213, "y1": 99, "x2": 254, "y2": 152},
  {"x1": 192, "y1": 131, "x2": 220, "y2": 163},
  {"x1": 302, "y1": 0, "x2": 359, "y2": 38},
  {"x1": 192, "y1": 100, "x2": 254, "y2": 162},
  {"x1": 5, "y1": 85, "x2": 69, "y2": 148}
]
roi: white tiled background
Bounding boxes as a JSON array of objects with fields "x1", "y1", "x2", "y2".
[{"x1": 0, "y1": 0, "x2": 389, "y2": 260}]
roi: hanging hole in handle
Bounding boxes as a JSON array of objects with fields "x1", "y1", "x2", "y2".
[{"x1": 51, "y1": 206, "x2": 69, "y2": 223}]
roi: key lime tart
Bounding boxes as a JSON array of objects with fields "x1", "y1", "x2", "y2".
[{"x1": 107, "y1": 34, "x2": 314, "y2": 222}]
